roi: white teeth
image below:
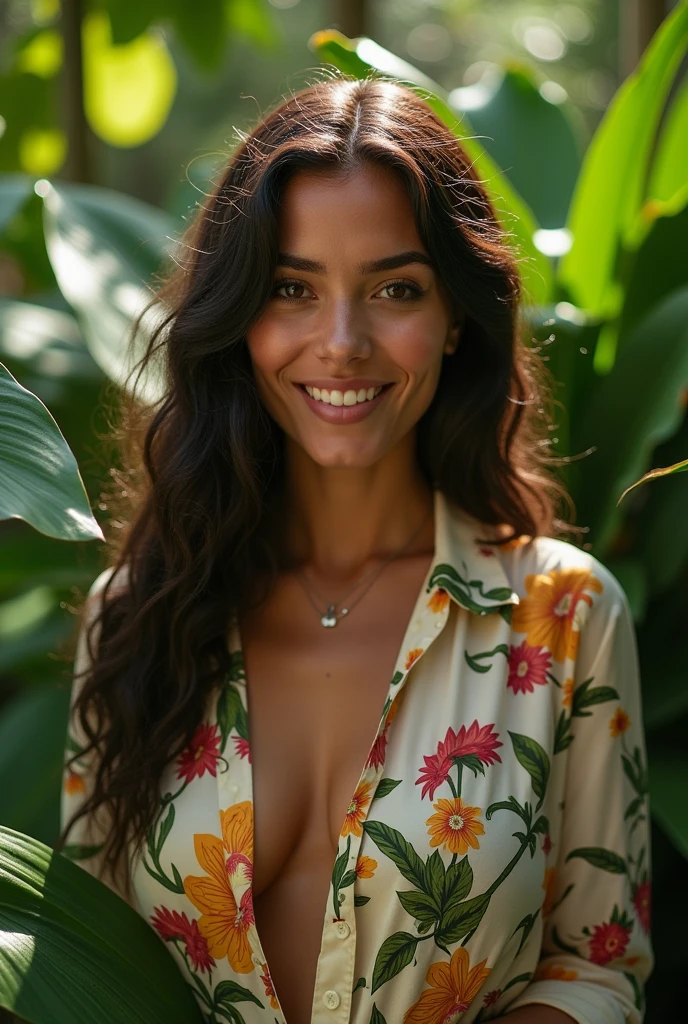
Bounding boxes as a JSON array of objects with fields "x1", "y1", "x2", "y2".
[{"x1": 304, "y1": 385, "x2": 384, "y2": 405}]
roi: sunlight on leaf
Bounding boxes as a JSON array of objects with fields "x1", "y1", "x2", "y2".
[{"x1": 617, "y1": 458, "x2": 688, "y2": 505}]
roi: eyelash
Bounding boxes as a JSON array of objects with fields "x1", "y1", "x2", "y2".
[{"x1": 272, "y1": 277, "x2": 425, "y2": 303}]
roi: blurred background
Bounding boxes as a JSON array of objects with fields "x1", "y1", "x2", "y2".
[{"x1": 0, "y1": 1, "x2": 686, "y2": 1021}]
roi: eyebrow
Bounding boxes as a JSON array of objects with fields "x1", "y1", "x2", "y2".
[{"x1": 276, "y1": 250, "x2": 435, "y2": 274}]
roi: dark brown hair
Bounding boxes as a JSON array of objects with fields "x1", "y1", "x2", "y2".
[{"x1": 56, "y1": 73, "x2": 575, "y2": 900}]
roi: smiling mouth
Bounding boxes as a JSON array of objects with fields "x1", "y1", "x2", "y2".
[{"x1": 297, "y1": 382, "x2": 393, "y2": 406}]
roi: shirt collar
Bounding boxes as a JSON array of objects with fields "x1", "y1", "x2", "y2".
[{"x1": 430, "y1": 488, "x2": 521, "y2": 616}]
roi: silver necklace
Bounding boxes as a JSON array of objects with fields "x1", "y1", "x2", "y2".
[{"x1": 295, "y1": 506, "x2": 432, "y2": 628}]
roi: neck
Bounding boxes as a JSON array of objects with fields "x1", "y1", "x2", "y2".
[{"x1": 275, "y1": 435, "x2": 435, "y2": 585}]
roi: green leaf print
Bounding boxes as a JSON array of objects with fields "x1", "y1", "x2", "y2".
[
  {"x1": 464, "y1": 643, "x2": 510, "y2": 673},
  {"x1": 352, "y1": 976, "x2": 366, "y2": 994},
  {"x1": 623, "y1": 971, "x2": 644, "y2": 1011},
  {"x1": 339, "y1": 869, "x2": 358, "y2": 889},
  {"x1": 622, "y1": 747, "x2": 648, "y2": 796},
  {"x1": 375, "y1": 778, "x2": 402, "y2": 800},
  {"x1": 217, "y1": 683, "x2": 247, "y2": 749},
  {"x1": 362, "y1": 821, "x2": 427, "y2": 892},
  {"x1": 355, "y1": 894, "x2": 371, "y2": 907},
  {"x1": 435, "y1": 891, "x2": 491, "y2": 946},
  {"x1": 553, "y1": 709, "x2": 573, "y2": 754},
  {"x1": 511, "y1": 909, "x2": 540, "y2": 955},
  {"x1": 156, "y1": 802, "x2": 175, "y2": 857},
  {"x1": 428, "y1": 563, "x2": 503, "y2": 615},
  {"x1": 508, "y1": 731, "x2": 550, "y2": 811},
  {"x1": 423, "y1": 849, "x2": 445, "y2": 906},
  {"x1": 369, "y1": 1004, "x2": 388, "y2": 1024},
  {"x1": 396, "y1": 889, "x2": 440, "y2": 923},
  {"x1": 485, "y1": 795, "x2": 528, "y2": 824},
  {"x1": 566, "y1": 846, "x2": 628, "y2": 873},
  {"x1": 213, "y1": 979, "x2": 264, "y2": 1011},
  {"x1": 442, "y1": 856, "x2": 473, "y2": 912},
  {"x1": 228, "y1": 650, "x2": 246, "y2": 684},
  {"x1": 371, "y1": 931, "x2": 419, "y2": 993},
  {"x1": 331, "y1": 835, "x2": 352, "y2": 918},
  {"x1": 390, "y1": 671, "x2": 404, "y2": 687},
  {"x1": 572, "y1": 677, "x2": 619, "y2": 717}
]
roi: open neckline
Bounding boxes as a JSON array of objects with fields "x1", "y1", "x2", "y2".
[{"x1": 219, "y1": 500, "x2": 451, "y2": 1021}]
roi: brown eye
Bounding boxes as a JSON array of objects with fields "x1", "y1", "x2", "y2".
[{"x1": 273, "y1": 278, "x2": 310, "y2": 301}]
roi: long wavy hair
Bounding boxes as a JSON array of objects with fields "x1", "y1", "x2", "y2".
[{"x1": 56, "y1": 73, "x2": 577, "y2": 900}]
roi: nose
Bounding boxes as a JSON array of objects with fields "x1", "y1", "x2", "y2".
[{"x1": 314, "y1": 298, "x2": 373, "y2": 366}]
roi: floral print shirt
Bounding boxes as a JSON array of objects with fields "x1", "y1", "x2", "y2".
[{"x1": 61, "y1": 488, "x2": 653, "y2": 1024}]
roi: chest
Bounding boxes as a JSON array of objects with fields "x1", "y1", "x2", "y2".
[{"x1": 238, "y1": 556, "x2": 433, "y2": 898}]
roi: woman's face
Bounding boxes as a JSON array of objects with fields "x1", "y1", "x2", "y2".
[{"x1": 245, "y1": 161, "x2": 461, "y2": 470}]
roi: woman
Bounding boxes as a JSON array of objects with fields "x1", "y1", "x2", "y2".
[{"x1": 59, "y1": 76, "x2": 653, "y2": 1024}]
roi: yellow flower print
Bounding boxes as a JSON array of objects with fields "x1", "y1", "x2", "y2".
[
  {"x1": 355, "y1": 855, "x2": 378, "y2": 879},
  {"x1": 403, "y1": 946, "x2": 491, "y2": 1024},
  {"x1": 342, "y1": 780, "x2": 374, "y2": 838},
  {"x1": 405, "y1": 647, "x2": 424, "y2": 670},
  {"x1": 220, "y1": 800, "x2": 254, "y2": 884},
  {"x1": 534, "y1": 962, "x2": 578, "y2": 981},
  {"x1": 562, "y1": 677, "x2": 574, "y2": 709},
  {"x1": 511, "y1": 568, "x2": 603, "y2": 663},
  {"x1": 427, "y1": 587, "x2": 450, "y2": 614},
  {"x1": 609, "y1": 707, "x2": 631, "y2": 737},
  {"x1": 426, "y1": 797, "x2": 485, "y2": 856},
  {"x1": 183, "y1": 833, "x2": 255, "y2": 973},
  {"x1": 64, "y1": 769, "x2": 85, "y2": 795}
]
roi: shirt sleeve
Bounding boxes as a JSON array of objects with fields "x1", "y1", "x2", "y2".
[
  {"x1": 59, "y1": 566, "x2": 137, "y2": 908},
  {"x1": 507, "y1": 560, "x2": 654, "y2": 1024}
]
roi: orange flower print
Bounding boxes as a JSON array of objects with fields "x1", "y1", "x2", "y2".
[
  {"x1": 534, "y1": 962, "x2": 578, "y2": 981},
  {"x1": 609, "y1": 707, "x2": 631, "y2": 737},
  {"x1": 221, "y1": 801, "x2": 254, "y2": 884},
  {"x1": 183, "y1": 832, "x2": 255, "y2": 973},
  {"x1": 427, "y1": 587, "x2": 450, "y2": 614},
  {"x1": 342, "y1": 781, "x2": 374, "y2": 838},
  {"x1": 562, "y1": 677, "x2": 574, "y2": 709},
  {"x1": 355, "y1": 855, "x2": 377, "y2": 879},
  {"x1": 542, "y1": 867, "x2": 556, "y2": 917},
  {"x1": 64, "y1": 769, "x2": 85, "y2": 795},
  {"x1": 426, "y1": 797, "x2": 485, "y2": 855},
  {"x1": 260, "y1": 967, "x2": 280, "y2": 1010},
  {"x1": 511, "y1": 568, "x2": 603, "y2": 663},
  {"x1": 403, "y1": 946, "x2": 491, "y2": 1024},
  {"x1": 405, "y1": 647, "x2": 424, "y2": 670}
]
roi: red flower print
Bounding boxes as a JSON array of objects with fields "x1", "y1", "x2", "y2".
[
  {"x1": 150, "y1": 906, "x2": 216, "y2": 974},
  {"x1": 366, "y1": 729, "x2": 388, "y2": 770},
  {"x1": 588, "y1": 920, "x2": 631, "y2": 965},
  {"x1": 405, "y1": 647, "x2": 424, "y2": 670},
  {"x1": 542, "y1": 834, "x2": 552, "y2": 855},
  {"x1": 450, "y1": 720, "x2": 503, "y2": 765},
  {"x1": 479, "y1": 546, "x2": 495, "y2": 557},
  {"x1": 483, "y1": 988, "x2": 502, "y2": 1006},
  {"x1": 416, "y1": 722, "x2": 502, "y2": 800},
  {"x1": 260, "y1": 967, "x2": 280, "y2": 1010},
  {"x1": 233, "y1": 736, "x2": 251, "y2": 762},
  {"x1": 176, "y1": 723, "x2": 222, "y2": 784},
  {"x1": 633, "y1": 881, "x2": 651, "y2": 934},
  {"x1": 416, "y1": 749, "x2": 453, "y2": 800},
  {"x1": 507, "y1": 642, "x2": 552, "y2": 695}
]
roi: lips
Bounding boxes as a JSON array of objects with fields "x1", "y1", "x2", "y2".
[{"x1": 295, "y1": 382, "x2": 393, "y2": 423}]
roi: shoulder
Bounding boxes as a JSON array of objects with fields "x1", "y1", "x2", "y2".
[{"x1": 494, "y1": 532, "x2": 632, "y2": 622}]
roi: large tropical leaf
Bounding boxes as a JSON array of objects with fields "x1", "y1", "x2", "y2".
[
  {"x1": 0, "y1": 175, "x2": 34, "y2": 233},
  {"x1": 0, "y1": 299, "x2": 98, "y2": 380},
  {"x1": 570, "y1": 286, "x2": 688, "y2": 553},
  {"x1": 647, "y1": 74, "x2": 688, "y2": 205},
  {"x1": 558, "y1": 1, "x2": 688, "y2": 320},
  {"x1": 0, "y1": 363, "x2": 103, "y2": 542},
  {"x1": 450, "y1": 62, "x2": 581, "y2": 230},
  {"x1": 0, "y1": 827, "x2": 205, "y2": 1023},
  {"x1": 41, "y1": 180, "x2": 175, "y2": 404},
  {"x1": 308, "y1": 30, "x2": 553, "y2": 307}
]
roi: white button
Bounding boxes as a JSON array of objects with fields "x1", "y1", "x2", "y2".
[
  {"x1": 323, "y1": 990, "x2": 340, "y2": 1010},
  {"x1": 334, "y1": 921, "x2": 350, "y2": 939}
]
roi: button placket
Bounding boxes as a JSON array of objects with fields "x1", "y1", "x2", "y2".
[{"x1": 323, "y1": 989, "x2": 341, "y2": 1010}]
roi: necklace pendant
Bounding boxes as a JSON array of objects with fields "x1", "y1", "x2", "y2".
[{"x1": 321, "y1": 604, "x2": 338, "y2": 628}]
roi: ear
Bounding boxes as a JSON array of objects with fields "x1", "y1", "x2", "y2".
[{"x1": 443, "y1": 316, "x2": 462, "y2": 356}]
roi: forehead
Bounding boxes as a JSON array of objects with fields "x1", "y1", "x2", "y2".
[{"x1": 276, "y1": 163, "x2": 424, "y2": 254}]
